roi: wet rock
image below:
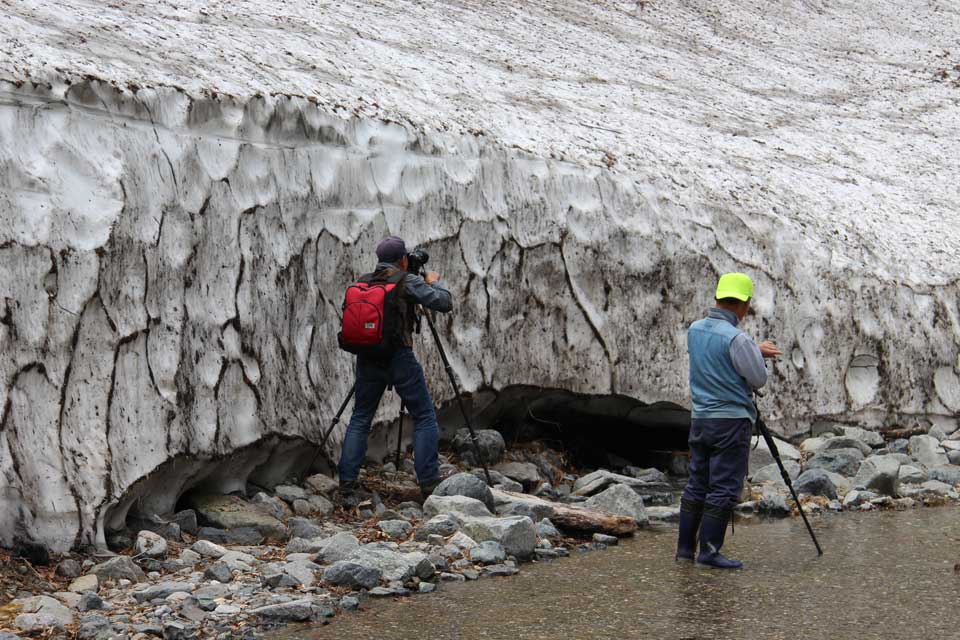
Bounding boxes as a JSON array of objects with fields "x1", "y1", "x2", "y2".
[
  {"x1": 750, "y1": 461, "x2": 800, "y2": 486},
  {"x1": 645, "y1": 506, "x2": 682, "y2": 522},
  {"x1": 494, "y1": 462, "x2": 541, "y2": 490},
  {"x1": 908, "y1": 435, "x2": 949, "y2": 467},
  {"x1": 852, "y1": 456, "x2": 901, "y2": 496},
  {"x1": 927, "y1": 465, "x2": 960, "y2": 486},
  {"x1": 251, "y1": 492, "x2": 293, "y2": 520},
  {"x1": 843, "y1": 489, "x2": 879, "y2": 507},
  {"x1": 794, "y1": 468, "x2": 838, "y2": 499},
  {"x1": 920, "y1": 480, "x2": 959, "y2": 498},
  {"x1": 56, "y1": 558, "x2": 83, "y2": 579},
  {"x1": 323, "y1": 561, "x2": 382, "y2": 589},
  {"x1": 339, "y1": 595, "x2": 361, "y2": 611},
  {"x1": 460, "y1": 516, "x2": 537, "y2": 560},
  {"x1": 593, "y1": 533, "x2": 618, "y2": 546},
  {"x1": 69, "y1": 574, "x2": 100, "y2": 593},
  {"x1": 133, "y1": 581, "x2": 196, "y2": 603},
  {"x1": 134, "y1": 530, "x2": 168, "y2": 558},
  {"x1": 77, "y1": 592, "x2": 104, "y2": 612},
  {"x1": 418, "y1": 582, "x2": 437, "y2": 594},
  {"x1": 571, "y1": 469, "x2": 669, "y2": 497},
  {"x1": 453, "y1": 429, "x2": 505, "y2": 466},
  {"x1": 250, "y1": 598, "x2": 334, "y2": 622},
  {"x1": 583, "y1": 484, "x2": 648, "y2": 525},
  {"x1": 469, "y1": 540, "x2": 507, "y2": 565},
  {"x1": 757, "y1": 486, "x2": 790, "y2": 516},
  {"x1": 369, "y1": 585, "x2": 411, "y2": 597},
  {"x1": 14, "y1": 595, "x2": 74, "y2": 631},
  {"x1": 91, "y1": 555, "x2": 146, "y2": 583},
  {"x1": 749, "y1": 436, "x2": 802, "y2": 469},
  {"x1": 378, "y1": 520, "x2": 413, "y2": 538},
  {"x1": 424, "y1": 494, "x2": 494, "y2": 519},
  {"x1": 203, "y1": 562, "x2": 233, "y2": 583},
  {"x1": 805, "y1": 448, "x2": 865, "y2": 477},
  {"x1": 191, "y1": 539, "x2": 227, "y2": 558},
  {"x1": 186, "y1": 494, "x2": 287, "y2": 539},
  {"x1": 440, "y1": 572, "x2": 466, "y2": 582},
  {"x1": 305, "y1": 474, "x2": 339, "y2": 496},
  {"x1": 821, "y1": 436, "x2": 872, "y2": 457},
  {"x1": 482, "y1": 564, "x2": 519, "y2": 577},
  {"x1": 314, "y1": 532, "x2": 361, "y2": 563},
  {"x1": 432, "y1": 473, "x2": 495, "y2": 512},
  {"x1": 535, "y1": 548, "x2": 569, "y2": 559}
]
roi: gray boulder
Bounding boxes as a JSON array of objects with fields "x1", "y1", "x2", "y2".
[
  {"x1": 583, "y1": 483, "x2": 648, "y2": 526},
  {"x1": 347, "y1": 544, "x2": 434, "y2": 581},
  {"x1": 378, "y1": 520, "x2": 413, "y2": 538},
  {"x1": 251, "y1": 492, "x2": 293, "y2": 520},
  {"x1": 460, "y1": 516, "x2": 537, "y2": 559},
  {"x1": 67, "y1": 574, "x2": 99, "y2": 594},
  {"x1": 453, "y1": 428, "x2": 506, "y2": 466},
  {"x1": 749, "y1": 461, "x2": 800, "y2": 486},
  {"x1": 288, "y1": 517, "x2": 324, "y2": 540},
  {"x1": 416, "y1": 514, "x2": 463, "y2": 539},
  {"x1": 494, "y1": 462, "x2": 541, "y2": 490},
  {"x1": 927, "y1": 465, "x2": 960, "y2": 486},
  {"x1": 134, "y1": 530, "x2": 168, "y2": 558},
  {"x1": 304, "y1": 473, "x2": 339, "y2": 496},
  {"x1": 852, "y1": 456, "x2": 901, "y2": 496},
  {"x1": 274, "y1": 484, "x2": 307, "y2": 503},
  {"x1": 572, "y1": 469, "x2": 670, "y2": 497},
  {"x1": 203, "y1": 561, "x2": 233, "y2": 583},
  {"x1": 821, "y1": 436, "x2": 872, "y2": 457},
  {"x1": 890, "y1": 438, "x2": 910, "y2": 454},
  {"x1": 432, "y1": 473, "x2": 495, "y2": 512},
  {"x1": 472, "y1": 468, "x2": 523, "y2": 493},
  {"x1": 56, "y1": 558, "x2": 82, "y2": 579},
  {"x1": 313, "y1": 532, "x2": 360, "y2": 563},
  {"x1": 13, "y1": 596, "x2": 74, "y2": 632},
  {"x1": 191, "y1": 539, "x2": 227, "y2": 558},
  {"x1": 794, "y1": 468, "x2": 838, "y2": 499},
  {"x1": 322, "y1": 561, "x2": 381, "y2": 589},
  {"x1": 536, "y1": 518, "x2": 560, "y2": 537},
  {"x1": 908, "y1": 435, "x2": 948, "y2": 467},
  {"x1": 469, "y1": 540, "x2": 507, "y2": 565},
  {"x1": 843, "y1": 426, "x2": 885, "y2": 448},
  {"x1": 250, "y1": 598, "x2": 334, "y2": 622},
  {"x1": 800, "y1": 436, "x2": 830, "y2": 455},
  {"x1": 490, "y1": 489, "x2": 556, "y2": 521},
  {"x1": 91, "y1": 555, "x2": 146, "y2": 583},
  {"x1": 749, "y1": 435, "x2": 801, "y2": 470},
  {"x1": 898, "y1": 464, "x2": 927, "y2": 484},
  {"x1": 423, "y1": 494, "x2": 494, "y2": 519},
  {"x1": 805, "y1": 448, "x2": 865, "y2": 477},
  {"x1": 186, "y1": 493, "x2": 287, "y2": 539},
  {"x1": 756, "y1": 486, "x2": 790, "y2": 516}
]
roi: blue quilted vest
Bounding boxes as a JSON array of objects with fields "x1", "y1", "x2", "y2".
[{"x1": 688, "y1": 313, "x2": 756, "y2": 422}]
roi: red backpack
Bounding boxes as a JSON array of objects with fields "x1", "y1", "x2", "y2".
[{"x1": 337, "y1": 270, "x2": 407, "y2": 359}]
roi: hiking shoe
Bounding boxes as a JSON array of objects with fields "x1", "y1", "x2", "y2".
[{"x1": 337, "y1": 480, "x2": 371, "y2": 508}]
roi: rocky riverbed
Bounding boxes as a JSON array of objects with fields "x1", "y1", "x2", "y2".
[{"x1": 1, "y1": 424, "x2": 958, "y2": 639}]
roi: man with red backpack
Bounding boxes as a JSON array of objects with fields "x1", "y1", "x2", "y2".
[{"x1": 337, "y1": 236, "x2": 453, "y2": 501}]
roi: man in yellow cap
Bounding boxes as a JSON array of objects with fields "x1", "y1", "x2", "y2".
[{"x1": 676, "y1": 272, "x2": 781, "y2": 569}]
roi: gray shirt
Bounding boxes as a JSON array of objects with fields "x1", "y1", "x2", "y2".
[
  {"x1": 375, "y1": 261, "x2": 452, "y2": 313},
  {"x1": 709, "y1": 308, "x2": 768, "y2": 390}
]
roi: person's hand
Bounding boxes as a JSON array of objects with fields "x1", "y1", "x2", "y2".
[
  {"x1": 758, "y1": 341, "x2": 783, "y2": 359},
  {"x1": 424, "y1": 271, "x2": 440, "y2": 285}
]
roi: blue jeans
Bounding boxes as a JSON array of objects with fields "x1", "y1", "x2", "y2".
[
  {"x1": 337, "y1": 347, "x2": 440, "y2": 486},
  {"x1": 681, "y1": 418, "x2": 752, "y2": 510}
]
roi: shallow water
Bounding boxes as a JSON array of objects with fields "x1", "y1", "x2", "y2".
[{"x1": 276, "y1": 508, "x2": 960, "y2": 640}]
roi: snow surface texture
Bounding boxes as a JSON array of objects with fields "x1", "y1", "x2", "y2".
[{"x1": 1, "y1": 1, "x2": 959, "y2": 550}]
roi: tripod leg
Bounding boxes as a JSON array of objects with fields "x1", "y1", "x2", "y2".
[
  {"x1": 307, "y1": 384, "x2": 356, "y2": 473},
  {"x1": 422, "y1": 310, "x2": 493, "y2": 486},
  {"x1": 395, "y1": 400, "x2": 406, "y2": 470}
]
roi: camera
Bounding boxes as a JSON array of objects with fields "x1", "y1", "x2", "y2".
[{"x1": 406, "y1": 247, "x2": 429, "y2": 274}]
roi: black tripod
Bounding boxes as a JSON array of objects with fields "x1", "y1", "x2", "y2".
[{"x1": 311, "y1": 307, "x2": 493, "y2": 486}]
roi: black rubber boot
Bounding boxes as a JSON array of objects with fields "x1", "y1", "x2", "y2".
[
  {"x1": 696, "y1": 504, "x2": 742, "y2": 569},
  {"x1": 337, "y1": 480, "x2": 371, "y2": 508},
  {"x1": 676, "y1": 497, "x2": 704, "y2": 562}
]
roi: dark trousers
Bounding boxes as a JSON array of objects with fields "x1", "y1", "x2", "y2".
[
  {"x1": 681, "y1": 417, "x2": 752, "y2": 510},
  {"x1": 337, "y1": 347, "x2": 440, "y2": 486}
]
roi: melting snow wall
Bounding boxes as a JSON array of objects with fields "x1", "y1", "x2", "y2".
[{"x1": 1, "y1": 79, "x2": 959, "y2": 551}]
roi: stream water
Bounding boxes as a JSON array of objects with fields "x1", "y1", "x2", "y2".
[{"x1": 273, "y1": 507, "x2": 960, "y2": 640}]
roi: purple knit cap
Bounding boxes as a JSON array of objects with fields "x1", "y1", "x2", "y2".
[{"x1": 376, "y1": 235, "x2": 407, "y2": 263}]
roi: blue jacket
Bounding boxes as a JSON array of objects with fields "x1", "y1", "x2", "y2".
[{"x1": 688, "y1": 309, "x2": 767, "y2": 422}]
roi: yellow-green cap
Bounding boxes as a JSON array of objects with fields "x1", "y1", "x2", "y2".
[{"x1": 715, "y1": 272, "x2": 753, "y2": 302}]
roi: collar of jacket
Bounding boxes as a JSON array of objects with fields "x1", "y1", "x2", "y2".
[{"x1": 708, "y1": 307, "x2": 739, "y2": 327}]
